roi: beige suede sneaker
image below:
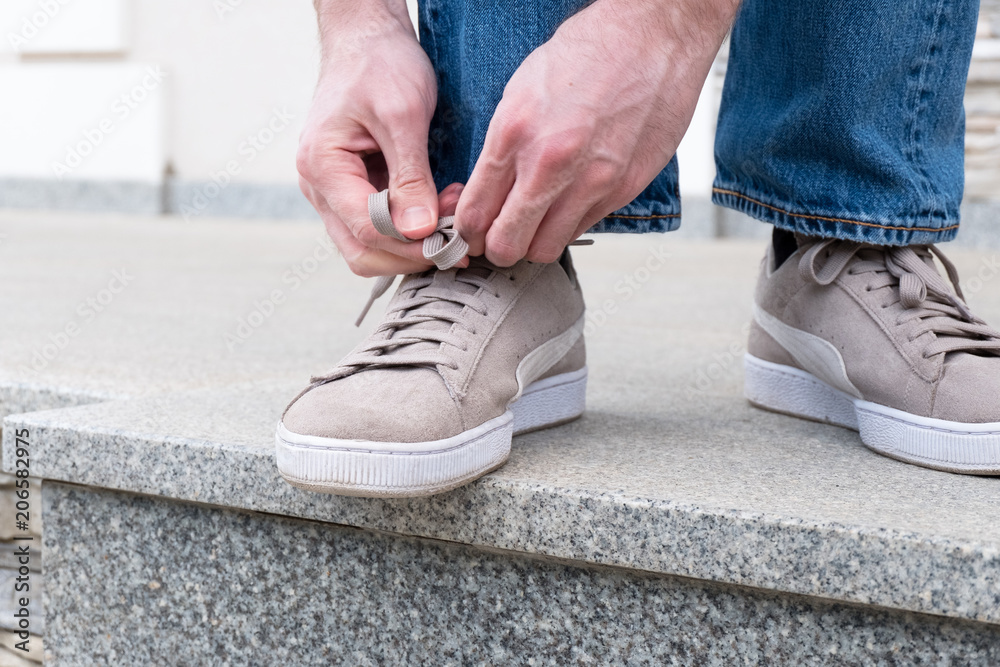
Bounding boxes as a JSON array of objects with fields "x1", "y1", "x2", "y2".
[
  {"x1": 746, "y1": 236, "x2": 1000, "y2": 474},
  {"x1": 276, "y1": 248, "x2": 587, "y2": 497}
]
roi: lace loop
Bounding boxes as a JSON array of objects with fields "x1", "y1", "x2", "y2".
[
  {"x1": 798, "y1": 240, "x2": 860, "y2": 285},
  {"x1": 355, "y1": 190, "x2": 589, "y2": 325},
  {"x1": 355, "y1": 190, "x2": 470, "y2": 326},
  {"x1": 798, "y1": 239, "x2": 1000, "y2": 358},
  {"x1": 320, "y1": 191, "x2": 590, "y2": 384}
]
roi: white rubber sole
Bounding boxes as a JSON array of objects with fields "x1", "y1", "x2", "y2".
[
  {"x1": 745, "y1": 354, "x2": 1000, "y2": 475},
  {"x1": 276, "y1": 367, "x2": 587, "y2": 497}
]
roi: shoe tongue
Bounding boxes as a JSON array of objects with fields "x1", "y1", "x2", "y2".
[{"x1": 386, "y1": 259, "x2": 496, "y2": 357}]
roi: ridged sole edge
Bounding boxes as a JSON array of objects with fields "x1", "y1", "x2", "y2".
[
  {"x1": 744, "y1": 354, "x2": 1000, "y2": 475},
  {"x1": 276, "y1": 368, "x2": 587, "y2": 497}
]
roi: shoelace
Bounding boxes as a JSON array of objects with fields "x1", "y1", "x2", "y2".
[
  {"x1": 354, "y1": 189, "x2": 593, "y2": 327},
  {"x1": 327, "y1": 190, "x2": 592, "y2": 381},
  {"x1": 317, "y1": 267, "x2": 500, "y2": 380},
  {"x1": 311, "y1": 191, "x2": 499, "y2": 380},
  {"x1": 799, "y1": 239, "x2": 1000, "y2": 357},
  {"x1": 355, "y1": 189, "x2": 470, "y2": 326}
]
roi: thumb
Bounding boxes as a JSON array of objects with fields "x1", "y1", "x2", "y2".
[{"x1": 381, "y1": 132, "x2": 439, "y2": 240}]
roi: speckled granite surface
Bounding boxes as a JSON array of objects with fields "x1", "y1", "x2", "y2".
[
  {"x1": 8, "y1": 375, "x2": 1000, "y2": 626},
  {"x1": 42, "y1": 483, "x2": 1000, "y2": 666},
  {"x1": 5, "y1": 215, "x2": 1000, "y2": 637}
]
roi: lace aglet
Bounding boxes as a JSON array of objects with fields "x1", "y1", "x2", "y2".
[
  {"x1": 354, "y1": 302, "x2": 374, "y2": 328},
  {"x1": 356, "y1": 275, "x2": 396, "y2": 327}
]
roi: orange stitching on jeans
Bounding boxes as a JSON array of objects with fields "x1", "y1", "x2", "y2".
[
  {"x1": 604, "y1": 213, "x2": 681, "y2": 220},
  {"x1": 712, "y1": 188, "x2": 960, "y2": 233}
]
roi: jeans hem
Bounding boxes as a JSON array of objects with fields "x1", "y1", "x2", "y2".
[
  {"x1": 590, "y1": 212, "x2": 682, "y2": 234},
  {"x1": 711, "y1": 186, "x2": 960, "y2": 246}
]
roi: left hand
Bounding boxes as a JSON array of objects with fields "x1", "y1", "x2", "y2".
[{"x1": 455, "y1": 0, "x2": 740, "y2": 266}]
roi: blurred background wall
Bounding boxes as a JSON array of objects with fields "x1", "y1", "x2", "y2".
[{"x1": 0, "y1": 0, "x2": 996, "y2": 225}]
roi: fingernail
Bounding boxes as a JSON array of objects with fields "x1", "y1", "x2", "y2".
[
  {"x1": 452, "y1": 184, "x2": 465, "y2": 196},
  {"x1": 399, "y1": 206, "x2": 432, "y2": 232}
]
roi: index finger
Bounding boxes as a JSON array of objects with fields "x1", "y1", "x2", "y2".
[{"x1": 311, "y1": 148, "x2": 435, "y2": 265}]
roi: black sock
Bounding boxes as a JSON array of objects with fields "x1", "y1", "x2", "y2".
[{"x1": 772, "y1": 228, "x2": 798, "y2": 269}]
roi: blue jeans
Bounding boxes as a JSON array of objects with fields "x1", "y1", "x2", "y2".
[{"x1": 419, "y1": 0, "x2": 980, "y2": 245}]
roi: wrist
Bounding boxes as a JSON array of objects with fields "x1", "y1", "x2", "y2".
[
  {"x1": 564, "y1": 0, "x2": 740, "y2": 61},
  {"x1": 315, "y1": 0, "x2": 415, "y2": 59}
]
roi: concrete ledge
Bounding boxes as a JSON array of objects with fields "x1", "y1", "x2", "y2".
[
  {"x1": 7, "y1": 379, "x2": 1000, "y2": 626},
  {"x1": 0, "y1": 178, "x2": 162, "y2": 215},
  {"x1": 166, "y1": 180, "x2": 319, "y2": 222},
  {"x1": 3, "y1": 210, "x2": 1000, "y2": 658},
  {"x1": 42, "y1": 483, "x2": 1000, "y2": 665}
]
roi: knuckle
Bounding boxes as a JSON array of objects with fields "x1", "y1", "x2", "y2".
[
  {"x1": 355, "y1": 224, "x2": 382, "y2": 249},
  {"x1": 488, "y1": 237, "x2": 523, "y2": 267},
  {"x1": 586, "y1": 161, "x2": 622, "y2": 193},
  {"x1": 298, "y1": 176, "x2": 313, "y2": 201},
  {"x1": 295, "y1": 145, "x2": 315, "y2": 181},
  {"x1": 391, "y1": 163, "x2": 430, "y2": 194},
  {"x1": 535, "y1": 139, "x2": 578, "y2": 173},
  {"x1": 491, "y1": 110, "x2": 528, "y2": 147},
  {"x1": 344, "y1": 251, "x2": 376, "y2": 278},
  {"x1": 527, "y1": 242, "x2": 564, "y2": 264},
  {"x1": 381, "y1": 97, "x2": 426, "y2": 125},
  {"x1": 342, "y1": 253, "x2": 365, "y2": 277},
  {"x1": 456, "y1": 202, "x2": 491, "y2": 236}
]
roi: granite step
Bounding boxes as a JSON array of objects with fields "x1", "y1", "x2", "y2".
[{"x1": 2, "y1": 211, "x2": 1000, "y2": 663}]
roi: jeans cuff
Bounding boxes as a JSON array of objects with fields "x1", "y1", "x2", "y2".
[
  {"x1": 590, "y1": 205, "x2": 682, "y2": 234},
  {"x1": 589, "y1": 170, "x2": 682, "y2": 234},
  {"x1": 711, "y1": 184, "x2": 960, "y2": 246}
]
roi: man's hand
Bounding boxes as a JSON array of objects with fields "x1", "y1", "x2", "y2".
[
  {"x1": 298, "y1": 1, "x2": 466, "y2": 277},
  {"x1": 456, "y1": 0, "x2": 741, "y2": 266}
]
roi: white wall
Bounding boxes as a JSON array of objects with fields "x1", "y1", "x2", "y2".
[
  {"x1": 0, "y1": 0, "x2": 719, "y2": 197},
  {"x1": 2, "y1": 0, "x2": 998, "y2": 215},
  {"x1": 129, "y1": 0, "x2": 320, "y2": 184},
  {"x1": 0, "y1": 0, "x2": 322, "y2": 189}
]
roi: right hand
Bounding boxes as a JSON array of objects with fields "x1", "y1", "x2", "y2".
[{"x1": 297, "y1": 4, "x2": 465, "y2": 277}]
